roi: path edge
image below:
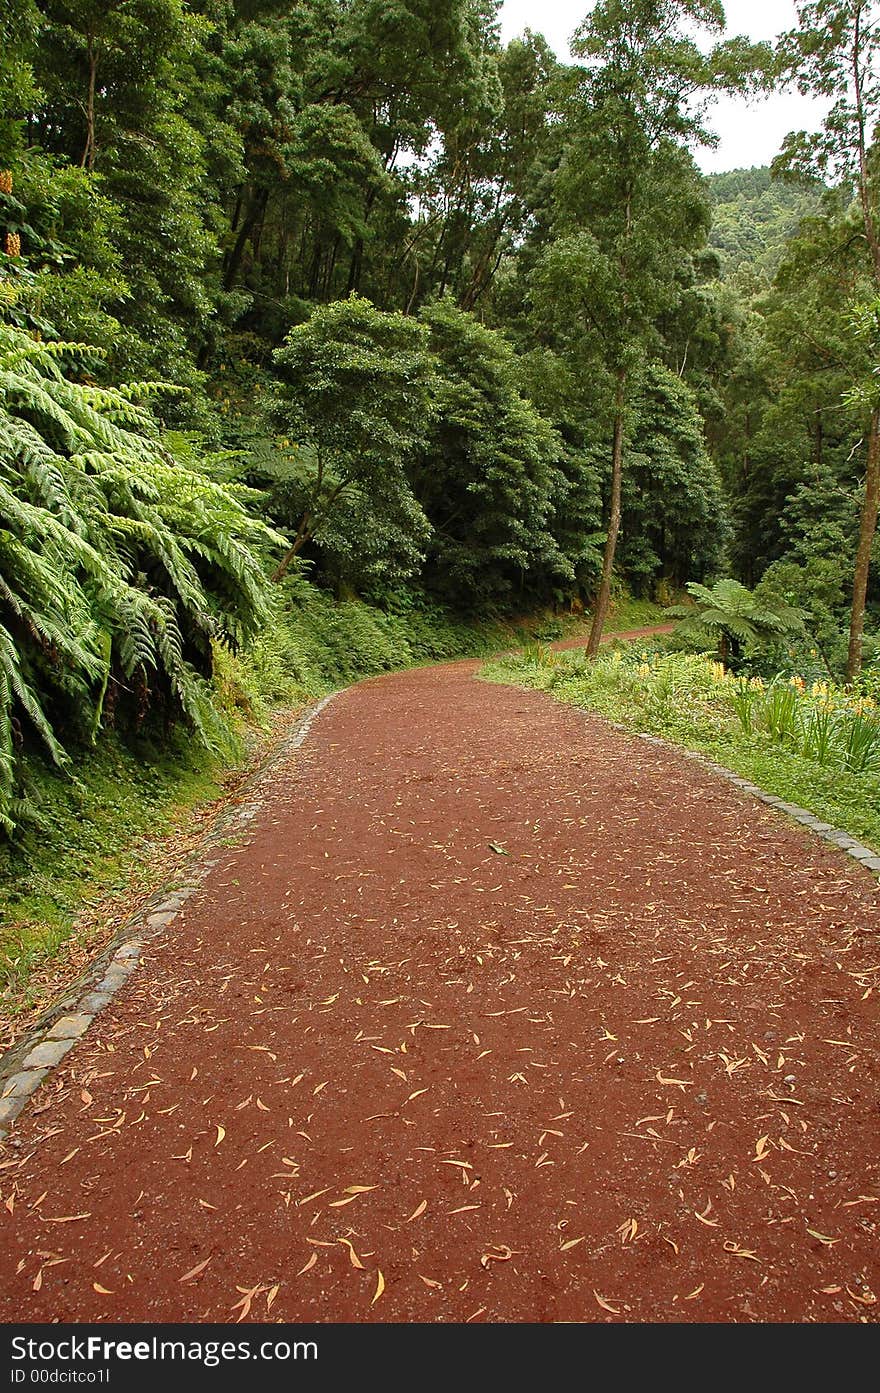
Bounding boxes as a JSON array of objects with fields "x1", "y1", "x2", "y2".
[
  {"x1": 616, "y1": 720, "x2": 880, "y2": 876},
  {"x1": 0, "y1": 692, "x2": 338, "y2": 1141}
]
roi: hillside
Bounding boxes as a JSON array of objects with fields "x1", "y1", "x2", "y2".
[{"x1": 708, "y1": 165, "x2": 824, "y2": 279}]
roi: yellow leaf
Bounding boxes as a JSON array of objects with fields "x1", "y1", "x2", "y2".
[
  {"x1": 806, "y1": 1227, "x2": 839, "y2": 1246},
  {"x1": 215, "y1": 1126, "x2": 226, "y2": 1147},
  {"x1": 92, "y1": 1283, "x2": 113, "y2": 1295},
  {"x1": 371, "y1": 1270, "x2": 385, "y2": 1305},
  {"x1": 338, "y1": 1239, "x2": 365, "y2": 1270},
  {"x1": 179, "y1": 1257, "x2": 212, "y2": 1283},
  {"x1": 296, "y1": 1253, "x2": 317, "y2": 1277},
  {"x1": 593, "y1": 1290, "x2": 621, "y2": 1315}
]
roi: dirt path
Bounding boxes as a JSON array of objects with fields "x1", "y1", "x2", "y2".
[{"x1": 1, "y1": 650, "x2": 879, "y2": 1324}]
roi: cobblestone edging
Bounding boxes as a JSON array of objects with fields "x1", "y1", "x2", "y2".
[
  {"x1": 0, "y1": 693, "x2": 337, "y2": 1141},
  {"x1": 627, "y1": 725, "x2": 880, "y2": 875}
]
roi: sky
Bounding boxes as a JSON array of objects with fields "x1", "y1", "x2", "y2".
[{"x1": 498, "y1": 1, "x2": 828, "y2": 174}]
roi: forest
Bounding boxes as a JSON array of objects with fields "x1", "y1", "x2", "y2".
[{"x1": 1, "y1": 0, "x2": 880, "y2": 846}]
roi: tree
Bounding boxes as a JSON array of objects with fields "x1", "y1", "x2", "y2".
[
  {"x1": 533, "y1": 0, "x2": 768, "y2": 656},
  {"x1": 775, "y1": 0, "x2": 880, "y2": 679},
  {"x1": 29, "y1": 0, "x2": 221, "y2": 392},
  {"x1": 667, "y1": 579, "x2": 804, "y2": 663},
  {"x1": 411, "y1": 299, "x2": 570, "y2": 607},
  {"x1": 619, "y1": 362, "x2": 728, "y2": 593},
  {"x1": 269, "y1": 296, "x2": 434, "y2": 582}
]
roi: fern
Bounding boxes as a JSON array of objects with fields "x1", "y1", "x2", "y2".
[
  {"x1": 0, "y1": 321, "x2": 284, "y2": 832},
  {"x1": 667, "y1": 579, "x2": 804, "y2": 661}
]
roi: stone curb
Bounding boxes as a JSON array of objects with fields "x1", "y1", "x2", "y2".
[
  {"x1": 0, "y1": 693, "x2": 337, "y2": 1142},
  {"x1": 614, "y1": 721, "x2": 880, "y2": 876}
]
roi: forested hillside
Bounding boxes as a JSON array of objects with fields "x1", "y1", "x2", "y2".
[
  {"x1": 1, "y1": 0, "x2": 880, "y2": 854},
  {"x1": 708, "y1": 166, "x2": 824, "y2": 280}
]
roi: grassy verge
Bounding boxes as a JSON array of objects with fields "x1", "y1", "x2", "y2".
[
  {"x1": 483, "y1": 643, "x2": 880, "y2": 853},
  {"x1": 0, "y1": 729, "x2": 226, "y2": 1044}
]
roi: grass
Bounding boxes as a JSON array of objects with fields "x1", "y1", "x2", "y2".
[
  {"x1": 483, "y1": 644, "x2": 880, "y2": 853},
  {"x1": 0, "y1": 729, "x2": 225, "y2": 1037}
]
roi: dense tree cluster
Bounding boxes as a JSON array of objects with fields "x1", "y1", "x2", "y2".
[{"x1": 2, "y1": 0, "x2": 880, "y2": 825}]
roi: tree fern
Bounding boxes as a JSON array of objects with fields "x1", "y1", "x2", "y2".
[
  {"x1": 0, "y1": 322, "x2": 284, "y2": 832},
  {"x1": 667, "y1": 579, "x2": 804, "y2": 662}
]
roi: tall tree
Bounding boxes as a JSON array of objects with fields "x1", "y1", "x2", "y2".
[
  {"x1": 540, "y1": 0, "x2": 768, "y2": 655},
  {"x1": 269, "y1": 295, "x2": 434, "y2": 582},
  {"x1": 776, "y1": 0, "x2": 880, "y2": 679}
]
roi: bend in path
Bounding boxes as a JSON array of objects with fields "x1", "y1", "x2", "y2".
[{"x1": 1, "y1": 655, "x2": 879, "y2": 1323}]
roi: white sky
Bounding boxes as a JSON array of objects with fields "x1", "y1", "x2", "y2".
[{"x1": 498, "y1": 0, "x2": 829, "y2": 173}]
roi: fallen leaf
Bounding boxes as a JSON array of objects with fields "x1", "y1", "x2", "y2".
[
  {"x1": 406, "y1": 1200, "x2": 427, "y2": 1222},
  {"x1": 338, "y1": 1239, "x2": 365, "y2": 1270},
  {"x1": 371, "y1": 1270, "x2": 385, "y2": 1305},
  {"x1": 480, "y1": 1245, "x2": 513, "y2": 1268},
  {"x1": 806, "y1": 1227, "x2": 839, "y2": 1247},
  {"x1": 179, "y1": 1257, "x2": 212, "y2": 1284},
  {"x1": 296, "y1": 1254, "x2": 317, "y2": 1277},
  {"x1": 231, "y1": 1284, "x2": 262, "y2": 1322},
  {"x1": 215, "y1": 1126, "x2": 225, "y2": 1147},
  {"x1": 846, "y1": 1287, "x2": 876, "y2": 1306},
  {"x1": 723, "y1": 1241, "x2": 760, "y2": 1262},
  {"x1": 593, "y1": 1290, "x2": 621, "y2": 1315}
]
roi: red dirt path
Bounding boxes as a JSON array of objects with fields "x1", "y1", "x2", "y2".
[{"x1": 1, "y1": 652, "x2": 879, "y2": 1324}]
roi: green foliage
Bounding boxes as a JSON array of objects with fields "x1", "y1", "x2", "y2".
[
  {"x1": 620, "y1": 362, "x2": 728, "y2": 592},
  {"x1": 269, "y1": 295, "x2": 434, "y2": 581},
  {"x1": 707, "y1": 166, "x2": 823, "y2": 281},
  {"x1": 0, "y1": 726, "x2": 221, "y2": 1014},
  {"x1": 0, "y1": 321, "x2": 282, "y2": 832},
  {"x1": 666, "y1": 578, "x2": 805, "y2": 661},
  {"x1": 413, "y1": 299, "x2": 570, "y2": 606}
]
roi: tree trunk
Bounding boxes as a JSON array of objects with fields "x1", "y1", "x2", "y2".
[
  {"x1": 222, "y1": 188, "x2": 269, "y2": 291},
  {"x1": 846, "y1": 407, "x2": 880, "y2": 681},
  {"x1": 81, "y1": 35, "x2": 97, "y2": 171},
  {"x1": 271, "y1": 526, "x2": 309, "y2": 584},
  {"x1": 586, "y1": 370, "x2": 627, "y2": 658}
]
